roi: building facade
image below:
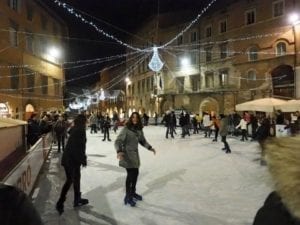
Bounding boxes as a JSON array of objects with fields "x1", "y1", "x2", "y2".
[
  {"x1": 91, "y1": 67, "x2": 126, "y2": 117},
  {"x1": 125, "y1": 0, "x2": 300, "y2": 116},
  {"x1": 0, "y1": 0, "x2": 67, "y2": 120}
]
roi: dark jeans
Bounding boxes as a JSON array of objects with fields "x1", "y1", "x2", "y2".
[
  {"x1": 221, "y1": 136, "x2": 230, "y2": 151},
  {"x1": 56, "y1": 133, "x2": 65, "y2": 152},
  {"x1": 214, "y1": 128, "x2": 219, "y2": 140},
  {"x1": 90, "y1": 124, "x2": 97, "y2": 133},
  {"x1": 59, "y1": 164, "x2": 81, "y2": 200},
  {"x1": 126, "y1": 168, "x2": 139, "y2": 195},
  {"x1": 241, "y1": 129, "x2": 248, "y2": 140},
  {"x1": 103, "y1": 128, "x2": 110, "y2": 140},
  {"x1": 166, "y1": 125, "x2": 175, "y2": 138}
]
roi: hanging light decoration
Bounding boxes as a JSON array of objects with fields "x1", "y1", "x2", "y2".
[{"x1": 148, "y1": 47, "x2": 164, "y2": 72}]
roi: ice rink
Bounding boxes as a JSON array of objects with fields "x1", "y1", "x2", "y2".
[{"x1": 33, "y1": 125, "x2": 272, "y2": 225}]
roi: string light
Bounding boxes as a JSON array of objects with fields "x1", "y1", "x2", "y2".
[
  {"x1": 0, "y1": 51, "x2": 141, "y2": 79},
  {"x1": 53, "y1": 0, "x2": 144, "y2": 52},
  {"x1": 159, "y1": 0, "x2": 218, "y2": 48},
  {"x1": 0, "y1": 53, "x2": 150, "y2": 102},
  {"x1": 0, "y1": 51, "x2": 146, "y2": 91},
  {"x1": 105, "y1": 53, "x2": 151, "y2": 90},
  {"x1": 165, "y1": 32, "x2": 284, "y2": 49},
  {"x1": 53, "y1": 0, "x2": 218, "y2": 50},
  {"x1": 163, "y1": 48, "x2": 300, "y2": 56},
  {"x1": 63, "y1": 51, "x2": 139, "y2": 65}
]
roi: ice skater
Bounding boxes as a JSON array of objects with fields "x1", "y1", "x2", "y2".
[
  {"x1": 55, "y1": 114, "x2": 89, "y2": 215},
  {"x1": 115, "y1": 112, "x2": 156, "y2": 207},
  {"x1": 102, "y1": 114, "x2": 111, "y2": 141},
  {"x1": 220, "y1": 114, "x2": 231, "y2": 154}
]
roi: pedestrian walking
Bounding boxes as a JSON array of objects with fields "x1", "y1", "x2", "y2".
[
  {"x1": 253, "y1": 136, "x2": 300, "y2": 225},
  {"x1": 115, "y1": 112, "x2": 156, "y2": 207},
  {"x1": 219, "y1": 114, "x2": 231, "y2": 154},
  {"x1": 56, "y1": 114, "x2": 89, "y2": 215}
]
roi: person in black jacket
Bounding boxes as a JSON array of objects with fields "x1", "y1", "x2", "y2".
[
  {"x1": 102, "y1": 114, "x2": 111, "y2": 141},
  {"x1": 0, "y1": 183, "x2": 43, "y2": 225},
  {"x1": 55, "y1": 114, "x2": 89, "y2": 215},
  {"x1": 253, "y1": 136, "x2": 300, "y2": 225},
  {"x1": 27, "y1": 113, "x2": 40, "y2": 147}
]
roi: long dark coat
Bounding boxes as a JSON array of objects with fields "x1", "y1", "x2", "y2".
[{"x1": 61, "y1": 126, "x2": 87, "y2": 167}]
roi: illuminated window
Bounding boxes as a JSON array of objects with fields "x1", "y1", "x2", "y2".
[{"x1": 276, "y1": 42, "x2": 286, "y2": 56}]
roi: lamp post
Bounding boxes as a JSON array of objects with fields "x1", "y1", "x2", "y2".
[{"x1": 289, "y1": 13, "x2": 300, "y2": 98}]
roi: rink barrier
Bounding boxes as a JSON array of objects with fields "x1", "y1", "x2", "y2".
[{"x1": 3, "y1": 133, "x2": 52, "y2": 195}]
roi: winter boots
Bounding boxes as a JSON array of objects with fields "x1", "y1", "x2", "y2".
[
  {"x1": 124, "y1": 195, "x2": 136, "y2": 207},
  {"x1": 74, "y1": 192, "x2": 89, "y2": 207},
  {"x1": 55, "y1": 192, "x2": 89, "y2": 215},
  {"x1": 132, "y1": 193, "x2": 143, "y2": 201},
  {"x1": 124, "y1": 191, "x2": 143, "y2": 207},
  {"x1": 55, "y1": 196, "x2": 66, "y2": 215}
]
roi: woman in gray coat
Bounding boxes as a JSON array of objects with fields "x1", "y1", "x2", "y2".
[{"x1": 115, "y1": 112, "x2": 156, "y2": 207}]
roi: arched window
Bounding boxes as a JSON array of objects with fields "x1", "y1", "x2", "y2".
[
  {"x1": 248, "y1": 47, "x2": 258, "y2": 61},
  {"x1": 276, "y1": 42, "x2": 286, "y2": 56}
]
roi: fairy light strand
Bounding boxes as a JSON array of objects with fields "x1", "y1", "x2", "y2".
[
  {"x1": 53, "y1": 0, "x2": 144, "y2": 52},
  {"x1": 0, "y1": 53, "x2": 150, "y2": 101},
  {"x1": 159, "y1": 0, "x2": 218, "y2": 49},
  {"x1": 0, "y1": 51, "x2": 146, "y2": 91}
]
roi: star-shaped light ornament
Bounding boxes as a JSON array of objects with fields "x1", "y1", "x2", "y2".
[{"x1": 148, "y1": 47, "x2": 164, "y2": 72}]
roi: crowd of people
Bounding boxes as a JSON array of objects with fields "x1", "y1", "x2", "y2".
[
  {"x1": 3, "y1": 108, "x2": 300, "y2": 225},
  {"x1": 27, "y1": 111, "x2": 70, "y2": 152}
]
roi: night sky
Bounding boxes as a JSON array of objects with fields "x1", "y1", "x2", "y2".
[{"x1": 44, "y1": 0, "x2": 212, "y2": 87}]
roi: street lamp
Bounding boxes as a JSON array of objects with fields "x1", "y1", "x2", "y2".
[
  {"x1": 46, "y1": 46, "x2": 62, "y2": 64},
  {"x1": 125, "y1": 77, "x2": 131, "y2": 85},
  {"x1": 180, "y1": 57, "x2": 192, "y2": 74},
  {"x1": 180, "y1": 57, "x2": 190, "y2": 68},
  {"x1": 289, "y1": 13, "x2": 300, "y2": 25},
  {"x1": 48, "y1": 47, "x2": 61, "y2": 58}
]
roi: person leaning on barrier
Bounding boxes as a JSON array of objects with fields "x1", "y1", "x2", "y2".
[
  {"x1": 0, "y1": 183, "x2": 43, "y2": 225},
  {"x1": 253, "y1": 136, "x2": 300, "y2": 225}
]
